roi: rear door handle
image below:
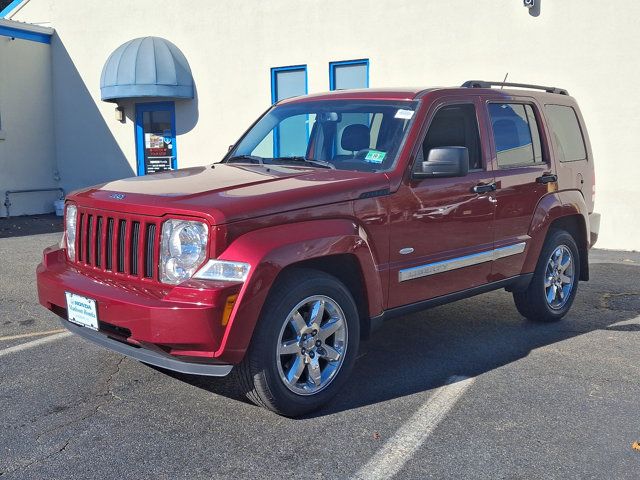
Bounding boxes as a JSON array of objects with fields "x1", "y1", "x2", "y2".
[
  {"x1": 536, "y1": 173, "x2": 558, "y2": 184},
  {"x1": 472, "y1": 182, "x2": 497, "y2": 194}
]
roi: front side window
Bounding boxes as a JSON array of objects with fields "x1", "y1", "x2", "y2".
[
  {"x1": 418, "y1": 104, "x2": 483, "y2": 170},
  {"x1": 545, "y1": 105, "x2": 587, "y2": 162},
  {"x1": 227, "y1": 100, "x2": 418, "y2": 172},
  {"x1": 489, "y1": 103, "x2": 543, "y2": 168}
]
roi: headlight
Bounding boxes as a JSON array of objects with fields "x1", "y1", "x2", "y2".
[
  {"x1": 65, "y1": 204, "x2": 77, "y2": 261},
  {"x1": 160, "y1": 219, "x2": 208, "y2": 284},
  {"x1": 194, "y1": 260, "x2": 250, "y2": 282}
]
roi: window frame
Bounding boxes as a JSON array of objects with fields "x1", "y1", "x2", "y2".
[
  {"x1": 486, "y1": 100, "x2": 547, "y2": 170},
  {"x1": 544, "y1": 104, "x2": 588, "y2": 163},
  {"x1": 329, "y1": 59, "x2": 369, "y2": 91}
]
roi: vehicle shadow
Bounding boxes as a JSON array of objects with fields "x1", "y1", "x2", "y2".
[{"x1": 164, "y1": 262, "x2": 640, "y2": 418}]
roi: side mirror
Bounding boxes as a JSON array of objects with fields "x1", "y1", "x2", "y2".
[{"x1": 413, "y1": 146, "x2": 469, "y2": 179}]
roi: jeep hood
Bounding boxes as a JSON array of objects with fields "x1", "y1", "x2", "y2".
[{"x1": 70, "y1": 163, "x2": 390, "y2": 224}]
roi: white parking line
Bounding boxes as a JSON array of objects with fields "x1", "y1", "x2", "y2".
[
  {"x1": 0, "y1": 328, "x2": 66, "y2": 342},
  {"x1": 0, "y1": 331, "x2": 71, "y2": 357},
  {"x1": 352, "y1": 375, "x2": 475, "y2": 480}
]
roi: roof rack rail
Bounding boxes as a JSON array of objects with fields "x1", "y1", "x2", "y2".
[{"x1": 461, "y1": 80, "x2": 569, "y2": 96}]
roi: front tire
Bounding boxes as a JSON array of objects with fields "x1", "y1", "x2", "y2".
[
  {"x1": 513, "y1": 229, "x2": 580, "y2": 322},
  {"x1": 235, "y1": 269, "x2": 360, "y2": 416}
]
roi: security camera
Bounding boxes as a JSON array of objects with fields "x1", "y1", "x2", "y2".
[{"x1": 523, "y1": 0, "x2": 535, "y2": 8}]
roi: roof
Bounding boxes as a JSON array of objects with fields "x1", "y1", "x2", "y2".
[
  {"x1": 279, "y1": 88, "x2": 435, "y2": 104},
  {"x1": 100, "y1": 36, "x2": 194, "y2": 102},
  {"x1": 0, "y1": 18, "x2": 53, "y2": 43},
  {"x1": 278, "y1": 83, "x2": 574, "y2": 105},
  {"x1": 0, "y1": 0, "x2": 29, "y2": 18}
]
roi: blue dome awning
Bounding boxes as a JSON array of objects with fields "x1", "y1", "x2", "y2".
[{"x1": 100, "y1": 37, "x2": 194, "y2": 102}]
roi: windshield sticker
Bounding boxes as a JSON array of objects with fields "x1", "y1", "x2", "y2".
[
  {"x1": 365, "y1": 150, "x2": 387, "y2": 163},
  {"x1": 395, "y1": 109, "x2": 415, "y2": 120}
]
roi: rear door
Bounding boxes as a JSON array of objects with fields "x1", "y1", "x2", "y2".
[{"x1": 483, "y1": 96, "x2": 556, "y2": 279}]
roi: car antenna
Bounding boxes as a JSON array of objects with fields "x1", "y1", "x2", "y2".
[{"x1": 501, "y1": 72, "x2": 509, "y2": 88}]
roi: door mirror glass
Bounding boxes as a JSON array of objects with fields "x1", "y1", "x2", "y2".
[{"x1": 413, "y1": 146, "x2": 470, "y2": 178}]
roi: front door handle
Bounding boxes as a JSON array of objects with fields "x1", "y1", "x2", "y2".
[
  {"x1": 472, "y1": 182, "x2": 497, "y2": 194},
  {"x1": 536, "y1": 173, "x2": 558, "y2": 184}
]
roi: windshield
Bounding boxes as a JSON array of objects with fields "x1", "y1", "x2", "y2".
[{"x1": 225, "y1": 99, "x2": 419, "y2": 172}]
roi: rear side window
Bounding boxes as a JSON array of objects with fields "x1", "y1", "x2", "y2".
[
  {"x1": 488, "y1": 103, "x2": 543, "y2": 168},
  {"x1": 545, "y1": 105, "x2": 587, "y2": 162}
]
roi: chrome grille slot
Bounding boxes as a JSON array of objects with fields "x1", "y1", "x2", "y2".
[
  {"x1": 130, "y1": 221, "x2": 140, "y2": 276},
  {"x1": 145, "y1": 223, "x2": 156, "y2": 279},
  {"x1": 105, "y1": 218, "x2": 114, "y2": 270},
  {"x1": 117, "y1": 219, "x2": 126, "y2": 273},
  {"x1": 85, "y1": 215, "x2": 93, "y2": 264},
  {"x1": 95, "y1": 217, "x2": 103, "y2": 267},
  {"x1": 77, "y1": 213, "x2": 84, "y2": 262}
]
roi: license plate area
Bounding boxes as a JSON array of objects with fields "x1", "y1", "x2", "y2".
[{"x1": 65, "y1": 292, "x2": 99, "y2": 331}]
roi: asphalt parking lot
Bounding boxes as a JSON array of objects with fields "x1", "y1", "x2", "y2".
[{"x1": 1, "y1": 215, "x2": 639, "y2": 479}]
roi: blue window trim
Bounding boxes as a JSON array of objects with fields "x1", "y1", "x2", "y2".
[
  {"x1": 0, "y1": 24, "x2": 51, "y2": 44},
  {"x1": 270, "y1": 64, "x2": 308, "y2": 157},
  {"x1": 270, "y1": 64, "x2": 308, "y2": 105},
  {"x1": 329, "y1": 59, "x2": 369, "y2": 91},
  {"x1": 134, "y1": 101, "x2": 177, "y2": 176},
  {"x1": 0, "y1": 0, "x2": 24, "y2": 18}
]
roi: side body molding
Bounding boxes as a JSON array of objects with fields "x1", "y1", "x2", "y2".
[
  {"x1": 213, "y1": 219, "x2": 383, "y2": 363},
  {"x1": 522, "y1": 190, "x2": 590, "y2": 276}
]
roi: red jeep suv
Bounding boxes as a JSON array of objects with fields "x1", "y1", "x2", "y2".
[{"x1": 37, "y1": 81, "x2": 600, "y2": 416}]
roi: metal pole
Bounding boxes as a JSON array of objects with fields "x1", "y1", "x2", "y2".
[{"x1": 4, "y1": 187, "x2": 65, "y2": 218}]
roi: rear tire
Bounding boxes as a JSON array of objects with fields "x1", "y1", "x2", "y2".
[
  {"x1": 513, "y1": 229, "x2": 580, "y2": 322},
  {"x1": 235, "y1": 268, "x2": 360, "y2": 417}
]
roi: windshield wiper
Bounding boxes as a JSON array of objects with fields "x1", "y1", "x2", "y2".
[
  {"x1": 223, "y1": 155, "x2": 265, "y2": 166},
  {"x1": 274, "y1": 156, "x2": 336, "y2": 170}
]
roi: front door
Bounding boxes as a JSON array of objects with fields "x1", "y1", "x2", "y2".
[
  {"x1": 388, "y1": 99, "x2": 496, "y2": 308},
  {"x1": 135, "y1": 102, "x2": 177, "y2": 175}
]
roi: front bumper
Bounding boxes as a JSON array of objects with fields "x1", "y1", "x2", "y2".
[
  {"x1": 37, "y1": 246, "x2": 241, "y2": 371},
  {"x1": 60, "y1": 318, "x2": 232, "y2": 376}
]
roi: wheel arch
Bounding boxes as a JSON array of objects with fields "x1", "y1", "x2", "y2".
[
  {"x1": 213, "y1": 219, "x2": 383, "y2": 362},
  {"x1": 524, "y1": 190, "x2": 590, "y2": 281}
]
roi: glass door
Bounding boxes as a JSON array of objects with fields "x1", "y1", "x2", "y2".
[{"x1": 135, "y1": 102, "x2": 177, "y2": 175}]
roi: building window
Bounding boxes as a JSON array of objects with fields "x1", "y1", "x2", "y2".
[
  {"x1": 329, "y1": 59, "x2": 369, "y2": 91},
  {"x1": 269, "y1": 65, "x2": 308, "y2": 157},
  {"x1": 271, "y1": 65, "x2": 307, "y2": 103},
  {"x1": 545, "y1": 105, "x2": 587, "y2": 162},
  {"x1": 488, "y1": 103, "x2": 543, "y2": 168}
]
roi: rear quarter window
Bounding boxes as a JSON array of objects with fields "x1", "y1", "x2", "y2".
[{"x1": 545, "y1": 105, "x2": 587, "y2": 162}]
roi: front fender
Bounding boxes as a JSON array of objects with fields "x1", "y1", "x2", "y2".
[{"x1": 213, "y1": 219, "x2": 383, "y2": 363}]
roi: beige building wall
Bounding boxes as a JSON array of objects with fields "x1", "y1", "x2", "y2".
[
  {"x1": 0, "y1": 21, "x2": 57, "y2": 216},
  {"x1": 9, "y1": 0, "x2": 640, "y2": 250}
]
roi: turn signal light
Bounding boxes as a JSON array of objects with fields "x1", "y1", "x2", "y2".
[{"x1": 221, "y1": 294, "x2": 238, "y2": 326}]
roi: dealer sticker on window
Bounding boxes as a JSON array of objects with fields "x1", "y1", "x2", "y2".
[
  {"x1": 365, "y1": 150, "x2": 387, "y2": 163},
  {"x1": 394, "y1": 109, "x2": 415, "y2": 120},
  {"x1": 65, "y1": 292, "x2": 99, "y2": 330}
]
